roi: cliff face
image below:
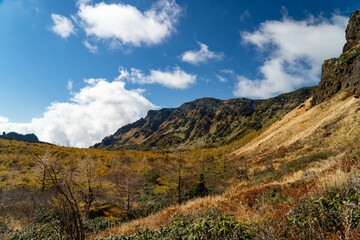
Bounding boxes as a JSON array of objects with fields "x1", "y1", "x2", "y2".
[
  {"x1": 312, "y1": 10, "x2": 360, "y2": 105},
  {"x1": 343, "y1": 10, "x2": 360, "y2": 53},
  {"x1": 93, "y1": 87, "x2": 313, "y2": 151}
]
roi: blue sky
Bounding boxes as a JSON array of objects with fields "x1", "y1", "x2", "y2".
[{"x1": 0, "y1": 0, "x2": 359, "y2": 147}]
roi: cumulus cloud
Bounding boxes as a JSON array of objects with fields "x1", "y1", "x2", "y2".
[
  {"x1": 181, "y1": 42, "x2": 224, "y2": 65},
  {"x1": 117, "y1": 66, "x2": 196, "y2": 89},
  {"x1": 234, "y1": 14, "x2": 347, "y2": 98},
  {"x1": 83, "y1": 40, "x2": 98, "y2": 53},
  {"x1": 77, "y1": 0, "x2": 181, "y2": 47},
  {"x1": 51, "y1": 14, "x2": 75, "y2": 39},
  {"x1": 0, "y1": 79, "x2": 156, "y2": 148}
]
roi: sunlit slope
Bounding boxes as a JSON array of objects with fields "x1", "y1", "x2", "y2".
[{"x1": 233, "y1": 90, "x2": 360, "y2": 165}]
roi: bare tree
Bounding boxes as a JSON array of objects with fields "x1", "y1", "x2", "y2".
[
  {"x1": 30, "y1": 151, "x2": 86, "y2": 240},
  {"x1": 108, "y1": 160, "x2": 141, "y2": 217},
  {"x1": 177, "y1": 152, "x2": 183, "y2": 204}
]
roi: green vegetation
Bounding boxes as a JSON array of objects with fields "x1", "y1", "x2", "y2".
[
  {"x1": 96, "y1": 209, "x2": 255, "y2": 240},
  {"x1": 259, "y1": 180, "x2": 360, "y2": 239}
]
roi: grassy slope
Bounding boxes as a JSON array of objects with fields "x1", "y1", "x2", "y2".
[
  {"x1": 95, "y1": 91, "x2": 360, "y2": 238},
  {"x1": 234, "y1": 91, "x2": 360, "y2": 164}
]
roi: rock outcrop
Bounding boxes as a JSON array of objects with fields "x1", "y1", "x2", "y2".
[
  {"x1": 343, "y1": 10, "x2": 360, "y2": 53},
  {"x1": 312, "y1": 10, "x2": 360, "y2": 105}
]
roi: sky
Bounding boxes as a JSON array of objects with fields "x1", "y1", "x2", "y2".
[{"x1": 0, "y1": 0, "x2": 359, "y2": 148}]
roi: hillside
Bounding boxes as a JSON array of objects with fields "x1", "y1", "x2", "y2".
[{"x1": 93, "y1": 87, "x2": 313, "y2": 151}]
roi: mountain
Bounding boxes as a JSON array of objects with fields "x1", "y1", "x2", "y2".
[
  {"x1": 0, "y1": 131, "x2": 39, "y2": 142},
  {"x1": 93, "y1": 87, "x2": 314, "y2": 151}
]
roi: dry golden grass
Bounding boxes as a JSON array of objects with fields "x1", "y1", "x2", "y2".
[{"x1": 234, "y1": 92, "x2": 360, "y2": 163}]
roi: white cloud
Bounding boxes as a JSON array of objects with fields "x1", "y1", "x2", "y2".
[
  {"x1": 77, "y1": 0, "x2": 181, "y2": 47},
  {"x1": 51, "y1": 14, "x2": 75, "y2": 39},
  {"x1": 181, "y1": 42, "x2": 224, "y2": 65},
  {"x1": 0, "y1": 79, "x2": 156, "y2": 148},
  {"x1": 234, "y1": 14, "x2": 347, "y2": 99},
  {"x1": 117, "y1": 66, "x2": 196, "y2": 89},
  {"x1": 0, "y1": 116, "x2": 9, "y2": 124},
  {"x1": 83, "y1": 40, "x2": 98, "y2": 53},
  {"x1": 220, "y1": 69, "x2": 235, "y2": 75},
  {"x1": 216, "y1": 75, "x2": 226, "y2": 83}
]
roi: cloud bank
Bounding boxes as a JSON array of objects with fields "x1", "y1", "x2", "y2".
[
  {"x1": 0, "y1": 79, "x2": 156, "y2": 148},
  {"x1": 234, "y1": 14, "x2": 348, "y2": 98},
  {"x1": 117, "y1": 66, "x2": 196, "y2": 89},
  {"x1": 181, "y1": 42, "x2": 224, "y2": 65}
]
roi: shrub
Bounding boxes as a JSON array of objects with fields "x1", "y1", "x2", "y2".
[
  {"x1": 84, "y1": 218, "x2": 120, "y2": 233},
  {"x1": 258, "y1": 177, "x2": 360, "y2": 240},
  {"x1": 96, "y1": 209, "x2": 255, "y2": 240}
]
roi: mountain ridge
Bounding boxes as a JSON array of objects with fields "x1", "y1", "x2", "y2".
[
  {"x1": 0, "y1": 131, "x2": 39, "y2": 143},
  {"x1": 93, "y1": 87, "x2": 314, "y2": 151}
]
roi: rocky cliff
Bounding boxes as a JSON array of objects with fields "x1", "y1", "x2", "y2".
[
  {"x1": 312, "y1": 10, "x2": 360, "y2": 105},
  {"x1": 93, "y1": 87, "x2": 313, "y2": 151}
]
